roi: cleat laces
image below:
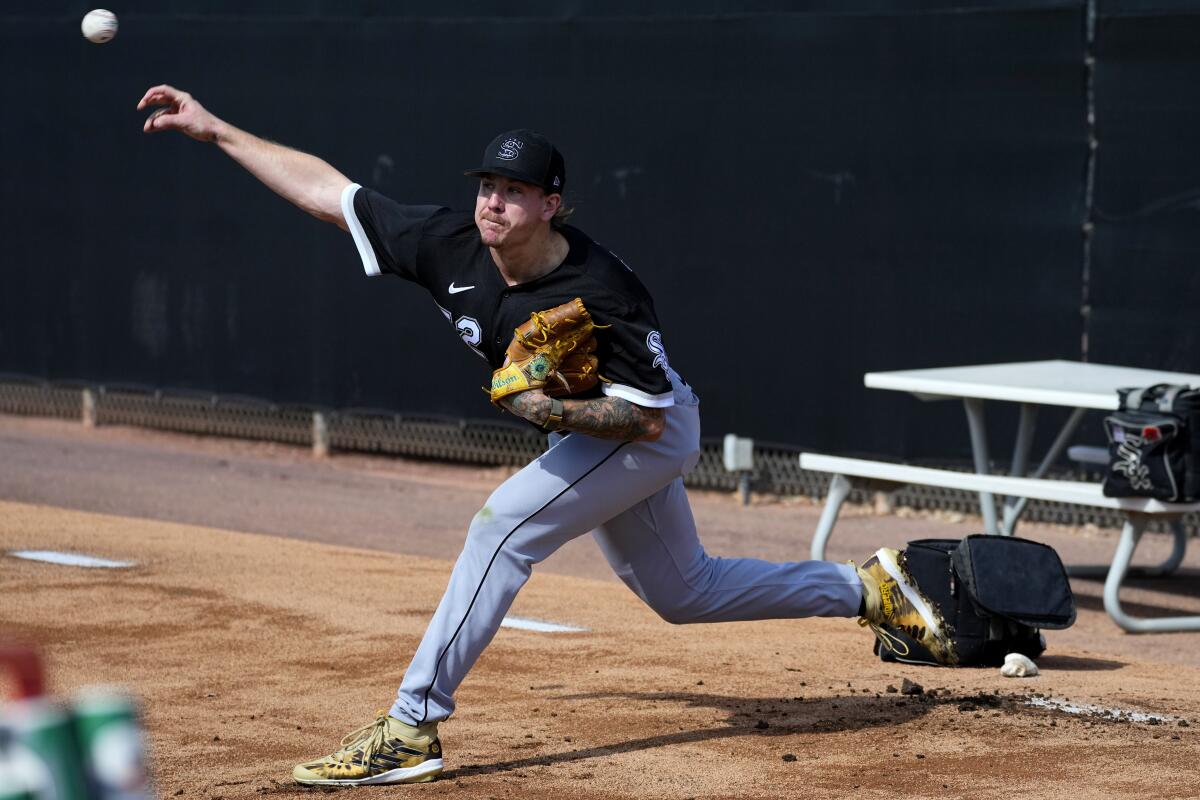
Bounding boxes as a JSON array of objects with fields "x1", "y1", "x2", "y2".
[
  {"x1": 858, "y1": 618, "x2": 911, "y2": 657},
  {"x1": 327, "y1": 712, "x2": 393, "y2": 769}
]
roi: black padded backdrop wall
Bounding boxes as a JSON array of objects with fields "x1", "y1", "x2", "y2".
[
  {"x1": 1088, "y1": 0, "x2": 1200, "y2": 374},
  {"x1": 1, "y1": 2, "x2": 1106, "y2": 460}
]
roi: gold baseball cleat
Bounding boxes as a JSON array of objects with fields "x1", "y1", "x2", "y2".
[
  {"x1": 293, "y1": 712, "x2": 443, "y2": 786},
  {"x1": 856, "y1": 548, "x2": 957, "y2": 665}
]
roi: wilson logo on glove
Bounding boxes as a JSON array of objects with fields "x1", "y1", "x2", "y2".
[{"x1": 489, "y1": 298, "x2": 606, "y2": 404}]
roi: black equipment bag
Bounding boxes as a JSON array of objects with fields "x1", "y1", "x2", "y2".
[
  {"x1": 873, "y1": 536, "x2": 1075, "y2": 667},
  {"x1": 1102, "y1": 384, "x2": 1200, "y2": 502}
]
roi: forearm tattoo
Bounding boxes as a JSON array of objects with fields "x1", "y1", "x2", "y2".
[
  {"x1": 503, "y1": 391, "x2": 550, "y2": 425},
  {"x1": 502, "y1": 392, "x2": 662, "y2": 441},
  {"x1": 564, "y1": 397, "x2": 663, "y2": 441}
]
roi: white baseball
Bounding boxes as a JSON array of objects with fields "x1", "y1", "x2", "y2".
[{"x1": 82, "y1": 9, "x2": 119, "y2": 44}]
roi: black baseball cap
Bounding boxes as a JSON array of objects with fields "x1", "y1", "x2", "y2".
[{"x1": 464, "y1": 129, "x2": 566, "y2": 195}]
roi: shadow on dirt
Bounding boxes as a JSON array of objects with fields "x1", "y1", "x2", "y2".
[
  {"x1": 1072, "y1": 592, "x2": 1198, "y2": 619},
  {"x1": 1035, "y1": 654, "x2": 1125, "y2": 671},
  {"x1": 1071, "y1": 567, "x2": 1200, "y2": 599},
  {"x1": 447, "y1": 690, "x2": 955, "y2": 779}
]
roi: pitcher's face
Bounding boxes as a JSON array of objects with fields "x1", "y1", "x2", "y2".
[{"x1": 474, "y1": 175, "x2": 559, "y2": 248}]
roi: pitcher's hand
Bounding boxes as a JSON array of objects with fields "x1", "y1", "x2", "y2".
[
  {"x1": 137, "y1": 85, "x2": 221, "y2": 142},
  {"x1": 499, "y1": 389, "x2": 552, "y2": 426}
]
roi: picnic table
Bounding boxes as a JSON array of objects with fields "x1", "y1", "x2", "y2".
[
  {"x1": 864, "y1": 359, "x2": 1200, "y2": 536},
  {"x1": 801, "y1": 359, "x2": 1200, "y2": 633}
]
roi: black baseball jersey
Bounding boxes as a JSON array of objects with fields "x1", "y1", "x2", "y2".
[{"x1": 342, "y1": 184, "x2": 677, "y2": 408}]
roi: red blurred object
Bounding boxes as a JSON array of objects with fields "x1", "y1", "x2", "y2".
[
  {"x1": 0, "y1": 643, "x2": 45, "y2": 699},
  {"x1": 1143, "y1": 426, "x2": 1162, "y2": 442}
]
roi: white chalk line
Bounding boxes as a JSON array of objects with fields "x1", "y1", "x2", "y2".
[
  {"x1": 8, "y1": 553, "x2": 583, "y2": 631},
  {"x1": 8, "y1": 550, "x2": 135, "y2": 569},
  {"x1": 1025, "y1": 696, "x2": 1181, "y2": 724},
  {"x1": 501, "y1": 616, "x2": 587, "y2": 634}
]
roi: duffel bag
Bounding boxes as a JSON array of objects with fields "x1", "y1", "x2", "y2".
[
  {"x1": 1103, "y1": 384, "x2": 1200, "y2": 502},
  {"x1": 871, "y1": 535, "x2": 1075, "y2": 667}
]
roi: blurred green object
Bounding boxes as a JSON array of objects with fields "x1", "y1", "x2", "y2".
[
  {"x1": 72, "y1": 689, "x2": 152, "y2": 800},
  {"x1": 1, "y1": 698, "x2": 90, "y2": 800},
  {"x1": 0, "y1": 725, "x2": 37, "y2": 800}
]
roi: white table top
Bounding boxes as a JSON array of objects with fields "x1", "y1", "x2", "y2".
[{"x1": 864, "y1": 360, "x2": 1200, "y2": 410}]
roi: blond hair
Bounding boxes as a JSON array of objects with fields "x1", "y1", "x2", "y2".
[{"x1": 551, "y1": 200, "x2": 574, "y2": 229}]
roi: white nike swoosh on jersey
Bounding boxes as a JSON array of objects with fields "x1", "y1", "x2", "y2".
[{"x1": 448, "y1": 283, "x2": 476, "y2": 294}]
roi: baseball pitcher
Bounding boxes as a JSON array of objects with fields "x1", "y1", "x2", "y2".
[{"x1": 138, "y1": 84, "x2": 954, "y2": 786}]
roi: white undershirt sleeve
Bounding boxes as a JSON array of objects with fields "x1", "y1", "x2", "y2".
[
  {"x1": 340, "y1": 183, "x2": 382, "y2": 277},
  {"x1": 602, "y1": 382, "x2": 675, "y2": 408}
]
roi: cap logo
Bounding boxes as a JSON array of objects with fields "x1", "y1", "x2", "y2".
[
  {"x1": 497, "y1": 138, "x2": 524, "y2": 161},
  {"x1": 552, "y1": 176, "x2": 561, "y2": 187}
]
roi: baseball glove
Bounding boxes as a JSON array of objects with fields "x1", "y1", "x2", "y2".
[{"x1": 490, "y1": 298, "x2": 601, "y2": 403}]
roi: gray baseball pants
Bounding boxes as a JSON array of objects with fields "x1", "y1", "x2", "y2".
[{"x1": 391, "y1": 381, "x2": 862, "y2": 725}]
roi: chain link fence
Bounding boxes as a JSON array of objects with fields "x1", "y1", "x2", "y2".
[
  {"x1": 0, "y1": 376, "x2": 83, "y2": 420},
  {"x1": 0, "y1": 374, "x2": 1193, "y2": 535},
  {"x1": 94, "y1": 385, "x2": 315, "y2": 445},
  {"x1": 327, "y1": 409, "x2": 546, "y2": 466}
]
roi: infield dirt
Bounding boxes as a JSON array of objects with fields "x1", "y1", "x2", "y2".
[{"x1": 1, "y1": 415, "x2": 1199, "y2": 799}]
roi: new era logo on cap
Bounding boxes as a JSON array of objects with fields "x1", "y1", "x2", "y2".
[{"x1": 464, "y1": 129, "x2": 566, "y2": 195}]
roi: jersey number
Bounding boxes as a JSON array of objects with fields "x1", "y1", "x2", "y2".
[
  {"x1": 456, "y1": 316, "x2": 481, "y2": 348},
  {"x1": 437, "y1": 304, "x2": 487, "y2": 360}
]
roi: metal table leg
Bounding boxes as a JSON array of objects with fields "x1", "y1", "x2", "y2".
[
  {"x1": 1099, "y1": 513, "x2": 1200, "y2": 633},
  {"x1": 963, "y1": 398, "x2": 998, "y2": 535},
  {"x1": 1161, "y1": 519, "x2": 1189, "y2": 575},
  {"x1": 1002, "y1": 407, "x2": 1087, "y2": 536},
  {"x1": 1001, "y1": 403, "x2": 1038, "y2": 536},
  {"x1": 810, "y1": 473, "x2": 851, "y2": 561},
  {"x1": 1069, "y1": 516, "x2": 1189, "y2": 578}
]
